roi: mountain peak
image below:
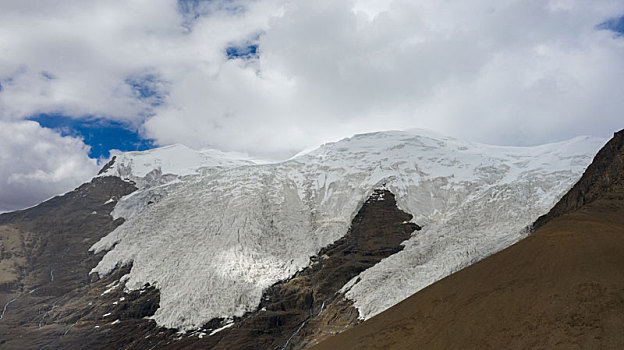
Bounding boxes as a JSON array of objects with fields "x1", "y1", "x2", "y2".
[
  {"x1": 97, "y1": 143, "x2": 257, "y2": 181},
  {"x1": 88, "y1": 129, "x2": 605, "y2": 329}
]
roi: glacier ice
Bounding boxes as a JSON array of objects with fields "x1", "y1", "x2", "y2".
[{"x1": 90, "y1": 129, "x2": 605, "y2": 329}]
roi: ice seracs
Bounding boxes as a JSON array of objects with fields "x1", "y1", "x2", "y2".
[{"x1": 89, "y1": 129, "x2": 606, "y2": 330}]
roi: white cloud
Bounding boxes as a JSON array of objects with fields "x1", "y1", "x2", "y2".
[
  {"x1": 1, "y1": 0, "x2": 624, "y2": 208},
  {"x1": 0, "y1": 121, "x2": 98, "y2": 212},
  {"x1": 144, "y1": 0, "x2": 624, "y2": 156}
]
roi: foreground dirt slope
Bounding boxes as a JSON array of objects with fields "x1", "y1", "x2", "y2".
[{"x1": 313, "y1": 130, "x2": 624, "y2": 350}]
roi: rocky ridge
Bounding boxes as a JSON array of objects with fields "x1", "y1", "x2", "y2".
[{"x1": 534, "y1": 129, "x2": 624, "y2": 228}]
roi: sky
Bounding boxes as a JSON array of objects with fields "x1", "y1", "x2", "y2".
[{"x1": 0, "y1": 0, "x2": 623, "y2": 212}]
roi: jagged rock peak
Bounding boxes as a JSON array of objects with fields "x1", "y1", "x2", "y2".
[{"x1": 534, "y1": 129, "x2": 624, "y2": 229}]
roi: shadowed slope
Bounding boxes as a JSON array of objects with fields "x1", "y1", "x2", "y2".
[{"x1": 312, "y1": 129, "x2": 624, "y2": 350}]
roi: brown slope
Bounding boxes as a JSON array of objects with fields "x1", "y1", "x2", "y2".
[
  {"x1": 0, "y1": 177, "x2": 179, "y2": 350},
  {"x1": 312, "y1": 129, "x2": 624, "y2": 350}
]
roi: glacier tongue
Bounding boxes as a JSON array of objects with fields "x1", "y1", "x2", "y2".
[{"x1": 89, "y1": 129, "x2": 605, "y2": 330}]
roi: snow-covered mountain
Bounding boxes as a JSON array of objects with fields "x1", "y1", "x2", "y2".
[
  {"x1": 100, "y1": 143, "x2": 257, "y2": 183},
  {"x1": 90, "y1": 129, "x2": 605, "y2": 330}
]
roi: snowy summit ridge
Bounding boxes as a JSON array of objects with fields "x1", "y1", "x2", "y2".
[
  {"x1": 99, "y1": 143, "x2": 257, "y2": 182},
  {"x1": 90, "y1": 129, "x2": 605, "y2": 330}
]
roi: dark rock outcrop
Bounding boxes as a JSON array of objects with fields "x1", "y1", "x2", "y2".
[
  {"x1": 534, "y1": 129, "x2": 624, "y2": 229},
  {"x1": 0, "y1": 176, "x2": 138, "y2": 349},
  {"x1": 96, "y1": 156, "x2": 117, "y2": 175}
]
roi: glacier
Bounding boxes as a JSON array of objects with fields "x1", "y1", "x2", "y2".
[{"x1": 90, "y1": 129, "x2": 605, "y2": 330}]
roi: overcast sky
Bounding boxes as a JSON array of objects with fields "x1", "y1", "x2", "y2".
[{"x1": 1, "y1": 0, "x2": 623, "y2": 212}]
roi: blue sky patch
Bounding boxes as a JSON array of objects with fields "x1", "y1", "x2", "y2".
[
  {"x1": 28, "y1": 114, "x2": 155, "y2": 159},
  {"x1": 226, "y1": 44, "x2": 258, "y2": 59},
  {"x1": 597, "y1": 15, "x2": 624, "y2": 36}
]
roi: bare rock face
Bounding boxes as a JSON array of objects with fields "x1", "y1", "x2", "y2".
[
  {"x1": 0, "y1": 178, "x2": 419, "y2": 349},
  {"x1": 0, "y1": 176, "x2": 138, "y2": 349},
  {"x1": 534, "y1": 129, "x2": 624, "y2": 229}
]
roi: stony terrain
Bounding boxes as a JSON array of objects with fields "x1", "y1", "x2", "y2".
[{"x1": 0, "y1": 176, "x2": 142, "y2": 349}]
